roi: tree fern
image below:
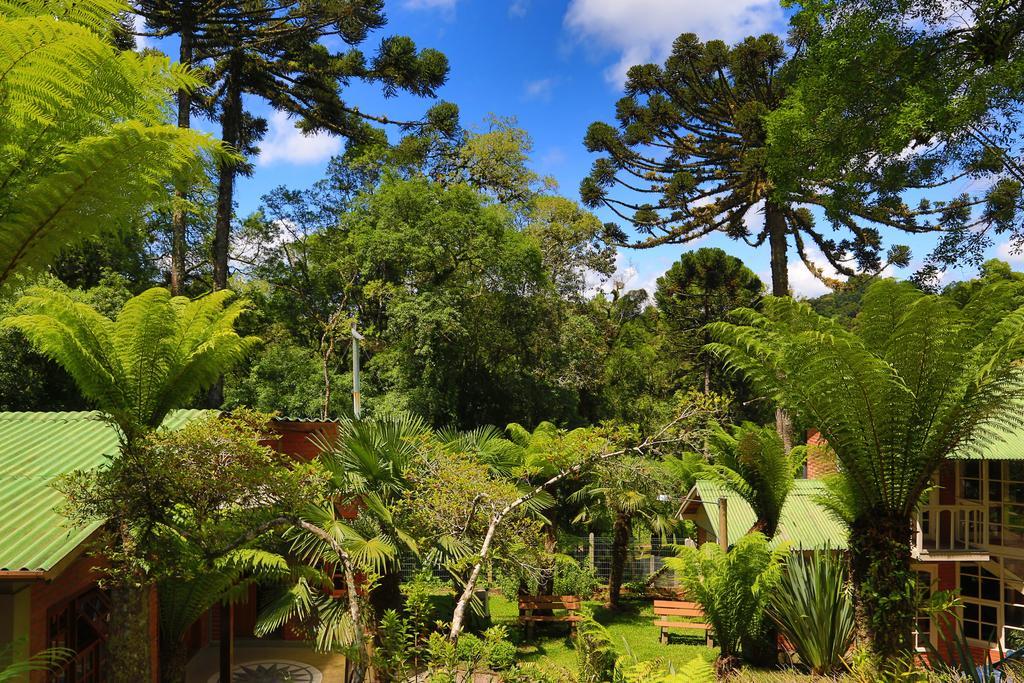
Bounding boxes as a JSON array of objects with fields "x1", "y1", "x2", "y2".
[
  {"x1": 701, "y1": 422, "x2": 806, "y2": 538},
  {"x1": 3, "y1": 286, "x2": 257, "y2": 440},
  {"x1": 707, "y1": 279, "x2": 1024, "y2": 656},
  {"x1": 0, "y1": 0, "x2": 222, "y2": 287}
]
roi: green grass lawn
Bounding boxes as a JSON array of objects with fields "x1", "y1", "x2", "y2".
[{"x1": 487, "y1": 593, "x2": 718, "y2": 676}]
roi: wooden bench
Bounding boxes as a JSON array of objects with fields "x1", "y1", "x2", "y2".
[
  {"x1": 518, "y1": 595, "x2": 582, "y2": 639},
  {"x1": 652, "y1": 599, "x2": 713, "y2": 646}
]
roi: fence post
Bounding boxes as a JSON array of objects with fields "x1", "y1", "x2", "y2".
[
  {"x1": 718, "y1": 497, "x2": 729, "y2": 552},
  {"x1": 588, "y1": 532, "x2": 595, "y2": 569}
]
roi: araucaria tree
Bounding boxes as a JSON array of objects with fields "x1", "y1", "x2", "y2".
[
  {"x1": 580, "y1": 32, "x2": 921, "y2": 298},
  {"x1": 655, "y1": 247, "x2": 762, "y2": 393},
  {"x1": 3, "y1": 287, "x2": 256, "y2": 682},
  {"x1": 707, "y1": 279, "x2": 1024, "y2": 656}
]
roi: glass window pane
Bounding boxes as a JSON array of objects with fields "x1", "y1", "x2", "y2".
[
  {"x1": 984, "y1": 579, "x2": 1001, "y2": 601},
  {"x1": 966, "y1": 621, "x2": 980, "y2": 640},
  {"x1": 982, "y1": 605, "x2": 998, "y2": 623},
  {"x1": 1010, "y1": 462, "x2": 1024, "y2": 482},
  {"x1": 966, "y1": 461, "x2": 981, "y2": 478},
  {"x1": 992, "y1": 482, "x2": 1003, "y2": 502},
  {"x1": 963, "y1": 479, "x2": 981, "y2": 500},
  {"x1": 962, "y1": 574, "x2": 980, "y2": 597},
  {"x1": 966, "y1": 603, "x2": 980, "y2": 620},
  {"x1": 991, "y1": 461, "x2": 1003, "y2": 480}
]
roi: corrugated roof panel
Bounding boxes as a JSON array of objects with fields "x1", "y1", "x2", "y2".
[
  {"x1": 694, "y1": 479, "x2": 848, "y2": 550},
  {"x1": 0, "y1": 410, "x2": 208, "y2": 573}
]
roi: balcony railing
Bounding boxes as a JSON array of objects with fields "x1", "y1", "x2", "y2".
[{"x1": 914, "y1": 503, "x2": 988, "y2": 558}]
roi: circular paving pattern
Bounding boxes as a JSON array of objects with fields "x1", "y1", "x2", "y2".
[{"x1": 206, "y1": 659, "x2": 324, "y2": 683}]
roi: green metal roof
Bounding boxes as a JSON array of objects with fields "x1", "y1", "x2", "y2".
[
  {"x1": 0, "y1": 410, "x2": 208, "y2": 574},
  {"x1": 955, "y1": 423, "x2": 1024, "y2": 460},
  {"x1": 693, "y1": 479, "x2": 849, "y2": 550}
]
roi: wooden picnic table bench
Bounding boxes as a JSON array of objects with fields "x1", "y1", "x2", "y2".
[
  {"x1": 652, "y1": 599, "x2": 714, "y2": 646},
  {"x1": 518, "y1": 595, "x2": 582, "y2": 639}
]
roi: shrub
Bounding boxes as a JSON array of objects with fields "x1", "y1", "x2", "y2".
[
  {"x1": 664, "y1": 533, "x2": 785, "y2": 673},
  {"x1": 553, "y1": 555, "x2": 601, "y2": 598},
  {"x1": 483, "y1": 626, "x2": 517, "y2": 670},
  {"x1": 373, "y1": 610, "x2": 412, "y2": 682},
  {"x1": 767, "y1": 547, "x2": 855, "y2": 675},
  {"x1": 501, "y1": 664, "x2": 570, "y2": 682}
]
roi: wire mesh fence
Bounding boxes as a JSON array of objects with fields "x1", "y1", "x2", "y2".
[{"x1": 398, "y1": 534, "x2": 693, "y2": 588}]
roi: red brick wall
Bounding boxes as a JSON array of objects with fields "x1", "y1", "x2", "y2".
[{"x1": 805, "y1": 429, "x2": 837, "y2": 478}]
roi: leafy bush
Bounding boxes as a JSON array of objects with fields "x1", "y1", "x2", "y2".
[
  {"x1": 767, "y1": 547, "x2": 855, "y2": 675},
  {"x1": 664, "y1": 533, "x2": 785, "y2": 672},
  {"x1": 501, "y1": 664, "x2": 571, "y2": 682},
  {"x1": 485, "y1": 630, "x2": 518, "y2": 671},
  {"x1": 373, "y1": 610, "x2": 412, "y2": 682},
  {"x1": 553, "y1": 555, "x2": 601, "y2": 598}
]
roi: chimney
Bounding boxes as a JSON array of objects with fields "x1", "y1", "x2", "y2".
[{"x1": 805, "y1": 429, "x2": 837, "y2": 479}]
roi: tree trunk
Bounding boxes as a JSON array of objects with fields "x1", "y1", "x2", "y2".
[
  {"x1": 213, "y1": 51, "x2": 242, "y2": 292},
  {"x1": 370, "y1": 567, "x2": 404, "y2": 620},
  {"x1": 766, "y1": 201, "x2": 794, "y2": 452},
  {"x1": 160, "y1": 636, "x2": 189, "y2": 683},
  {"x1": 108, "y1": 585, "x2": 155, "y2": 683},
  {"x1": 606, "y1": 510, "x2": 630, "y2": 610},
  {"x1": 170, "y1": 20, "x2": 193, "y2": 296},
  {"x1": 848, "y1": 510, "x2": 916, "y2": 658}
]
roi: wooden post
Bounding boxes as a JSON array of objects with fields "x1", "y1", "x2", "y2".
[
  {"x1": 588, "y1": 532, "x2": 595, "y2": 569},
  {"x1": 718, "y1": 497, "x2": 728, "y2": 552},
  {"x1": 219, "y1": 602, "x2": 233, "y2": 683}
]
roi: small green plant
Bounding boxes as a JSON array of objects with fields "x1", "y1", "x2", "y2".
[
  {"x1": 373, "y1": 610, "x2": 412, "y2": 682},
  {"x1": 553, "y1": 555, "x2": 601, "y2": 598},
  {"x1": 426, "y1": 632, "x2": 459, "y2": 683},
  {"x1": 483, "y1": 626, "x2": 517, "y2": 670},
  {"x1": 574, "y1": 609, "x2": 617, "y2": 683},
  {"x1": 767, "y1": 547, "x2": 855, "y2": 675},
  {"x1": 664, "y1": 532, "x2": 786, "y2": 674},
  {"x1": 501, "y1": 664, "x2": 570, "y2": 682}
]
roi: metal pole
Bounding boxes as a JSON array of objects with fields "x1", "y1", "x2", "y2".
[
  {"x1": 718, "y1": 497, "x2": 729, "y2": 552},
  {"x1": 351, "y1": 327, "x2": 364, "y2": 420}
]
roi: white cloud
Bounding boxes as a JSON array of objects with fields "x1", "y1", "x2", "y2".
[
  {"x1": 524, "y1": 77, "x2": 557, "y2": 101},
  {"x1": 257, "y1": 111, "x2": 342, "y2": 167},
  {"x1": 564, "y1": 0, "x2": 785, "y2": 86},
  {"x1": 509, "y1": 0, "x2": 530, "y2": 17},
  {"x1": 131, "y1": 14, "x2": 150, "y2": 50},
  {"x1": 997, "y1": 240, "x2": 1024, "y2": 265},
  {"x1": 780, "y1": 246, "x2": 844, "y2": 299}
]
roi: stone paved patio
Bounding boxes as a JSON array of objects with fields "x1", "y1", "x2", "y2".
[{"x1": 185, "y1": 640, "x2": 347, "y2": 683}]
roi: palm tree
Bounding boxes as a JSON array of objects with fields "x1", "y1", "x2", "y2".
[
  {"x1": 707, "y1": 279, "x2": 1024, "y2": 657},
  {"x1": 701, "y1": 422, "x2": 806, "y2": 539},
  {"x1": 3, "y1": 285, "x2": 255, "y2": 682},
  {"x1": 573, "y1": 455, "x2": 678, "y2": 610},
  {"x1": 0, "y1": 0, "x2": 219, "y2": 288}
]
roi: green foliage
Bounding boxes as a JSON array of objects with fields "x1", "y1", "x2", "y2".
[
  {"x1": 0, "y1": 643, "x2": 74, "y2": 682},
  {"x1": 374, "y1": 610, "x2": 413, "y2": 683},
  {"x1": 665, "y1": 533, "x2": 786, "y2": 665},
  {"x1": 553, "y1": 556, "x2": 601, "y2": 598},
  {"x1": 767, "y1": 548, "x2": 855, "y2": 675},
  {"x1": 701, "y1": 422, "x2": 806, "y2": 538},
  {"x1": 771, "y1": 0, "x2": 1024, "y2": 272},
  {"x1": 574, "y1": 609, "x2": 617, "y2": 683},
  {"x1": 4, "y1": 286, "x2": 257, "y2": 442},
  {"x1": 581, "y1": 32, "x2": 912, "y2": 295},
  {"x1": 0, "y1": 0, "x2": 219, "y2": 287},
  {"x1": 707, "y1": 278, "x2": 1024, "y2": 654},
  {"x1": 655, "y1": 248, "x2": 762, "y2": 391}
]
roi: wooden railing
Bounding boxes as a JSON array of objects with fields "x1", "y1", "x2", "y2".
[{"x1": 914, "y1": 503, "x2": 987, "y2": 555}]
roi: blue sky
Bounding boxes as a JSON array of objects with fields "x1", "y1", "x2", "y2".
[{"x1": 154, "y1": 0, "x2": 1021, "y2": 297}]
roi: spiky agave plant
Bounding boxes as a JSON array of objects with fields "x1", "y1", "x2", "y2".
[
  {"x1": 767, "y1": 548, "x2": 855, "y2": 675},
  {"x1": 707, "y1": 279, "x2": 1024, "y2": 657}
]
